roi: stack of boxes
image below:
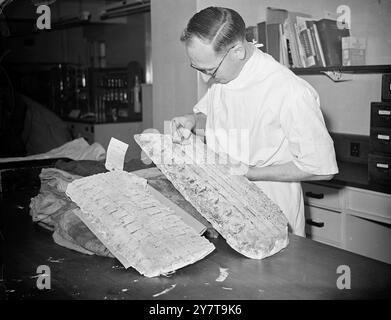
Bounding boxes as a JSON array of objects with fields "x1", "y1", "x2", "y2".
[{"x1": 369, "y1": 74, "x2": 391, "y2": 185}]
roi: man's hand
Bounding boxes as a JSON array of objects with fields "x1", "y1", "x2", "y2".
[
  {"x1": 171, "y1": 114, "x2": 196, "y2": 144},
  {"x1": 228, "y1": 161, "x2": 249, "y2": 176}
]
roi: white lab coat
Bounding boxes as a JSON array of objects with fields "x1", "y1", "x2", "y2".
[{"x1": 193, "y1": 46, "x2": 338, "y2": 236}]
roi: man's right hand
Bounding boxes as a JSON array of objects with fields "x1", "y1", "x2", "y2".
[{"x1": 170, "y1": 114, "x2": 196, "y2": 144}]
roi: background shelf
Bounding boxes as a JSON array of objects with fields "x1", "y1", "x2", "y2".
[{"x1": 291, "y1": 65, "x2": 391, "y2": 75}]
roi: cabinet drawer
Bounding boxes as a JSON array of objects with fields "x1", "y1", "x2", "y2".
[
  {"x1": 302, "y1": 183, "x2": 342, "y2": 211},
  {"x1": 368, "y1": 153, "x2": 391, "y2": 185},
  {"x1": 304, "y1": 205, "x2": 341, "y2": 247},
  {"x1": 345, "y1": 214, "x2": 391, "y2": 264},
  {"x1": 370, "y1": 127, "x2": 391, "y2": 154},
  {"x1": 345, "y1": 187, "x2": 391, "y2": 223},
  {"x1": 371, "y1": 102, "x2": 391, "y2": 128}
]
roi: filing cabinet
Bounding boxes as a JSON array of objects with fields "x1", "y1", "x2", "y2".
[{"x1": 369, "y1": 101, "x2": 391, "y2": 186}]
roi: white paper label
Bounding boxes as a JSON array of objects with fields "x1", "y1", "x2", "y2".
[
  {"x1": 105, "y1": 137, "x2": 129, "y2": 171},
  {"x1": 376, "y1": 163, "x2": 389, "y2": 169},
  {"x1": 378, "y1": 110, "x2": 391, "y2": 116},
  {"x1": 377, "y1": 134, "x2": 390, "y2": 141}
]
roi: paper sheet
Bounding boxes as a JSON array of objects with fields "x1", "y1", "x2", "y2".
[{"x1": 105, "y1": 137, "x2": 129, "y2": 171}]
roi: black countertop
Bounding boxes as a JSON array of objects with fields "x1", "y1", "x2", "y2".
[
  {"x1": 1, "y1": 160, "x2": 391, "y2": 300},
  {"x1": 64, "y1": 118, "x2": 142, "y2": 124},
  {"x1": 309, "y1": 161, "x2": 390, "y2": 195},
  {"x1": 2, "y1": 185, "x2": 391, "y2": 300}
]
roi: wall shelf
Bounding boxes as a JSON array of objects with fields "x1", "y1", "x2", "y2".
[
  {"x1": 292, "y1": 65, "x2": 391, "y2": 75},
  {"x1": 4, "y1": 18, "x2": 123, "y2": 38}
]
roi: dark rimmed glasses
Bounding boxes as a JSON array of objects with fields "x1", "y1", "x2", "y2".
[{"x1": 190, "y1": 46, "x2": 234, "y2": 78}]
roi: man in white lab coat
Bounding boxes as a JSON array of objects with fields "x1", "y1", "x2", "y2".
[{"x1": 171, "y1": 6, "x2": 338, "y2": 236}]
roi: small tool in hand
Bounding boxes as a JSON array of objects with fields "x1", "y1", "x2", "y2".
[{"x1": 171, "y1": 119, "x2": 192, "y2": 145}]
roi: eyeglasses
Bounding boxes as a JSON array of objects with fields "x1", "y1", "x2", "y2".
[{"x1": 190, "y1": 46, "x2": 234, "y2": 78}]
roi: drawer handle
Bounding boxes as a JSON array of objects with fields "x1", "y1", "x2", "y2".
[
  {"x1": 305, "y1": 192, "x2": 324, "y2": 199},
  {"x1": 306, "y1": 219, "x2": 324, "y2": 228}
]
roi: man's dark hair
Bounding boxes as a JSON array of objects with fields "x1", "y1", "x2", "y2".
[{"x1": 180, "y1": 7, "x2": 246, "y2": 54}]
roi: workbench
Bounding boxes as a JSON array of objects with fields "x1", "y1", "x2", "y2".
[{"x1": 1, "y1": 162, "x2": 391, "y2": 300}]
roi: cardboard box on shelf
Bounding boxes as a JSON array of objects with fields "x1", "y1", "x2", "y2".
[{"x1": 342, "y1": 36, "x2": 366, "y2": 66}]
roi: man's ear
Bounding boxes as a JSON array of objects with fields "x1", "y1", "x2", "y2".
[{"x1": 232, "y1": 44, "x2": 246, "y2": 60}]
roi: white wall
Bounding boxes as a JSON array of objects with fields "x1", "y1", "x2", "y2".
[
  {"x1": 197, "y1": 0, "x2": 262, "y2": 26},
  {"x1": 301, "y1": 74, "x2": 381, "y2": 135},
  {"x1": 150, "y1": 0, "x2": 198, "y2": 133}
]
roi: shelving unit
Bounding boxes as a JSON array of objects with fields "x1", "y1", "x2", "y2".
[
  {"x1": 291, "y1": 65, "x2": 391, "y2": 75},
  {"x1": 88, "y1": 66, "x2": 143, "y2": 123},
  {"x1": 3, "y1": 18, "x2": 124, "y2": 38},
  {"x1": 66, "y1": 84, "x2": 152, "y2": 161}
]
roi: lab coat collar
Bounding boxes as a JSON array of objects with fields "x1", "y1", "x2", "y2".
[{"x1": 222, "y1": 44, "x2": 270, "y2": 90}]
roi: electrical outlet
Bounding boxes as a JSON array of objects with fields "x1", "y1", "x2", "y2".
[{"x1": 350, "y1": 142, "x2": 360, "y2": 157}]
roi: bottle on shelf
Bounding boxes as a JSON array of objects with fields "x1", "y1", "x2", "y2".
[{"x1": 133, "y1": 75, "x2": 141, "y2": 113}]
